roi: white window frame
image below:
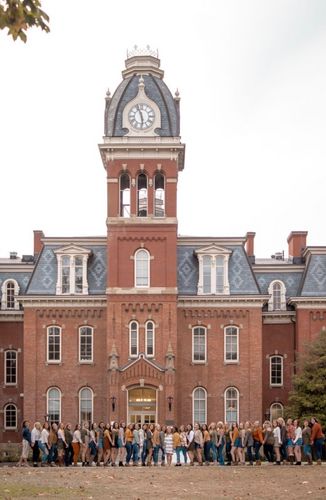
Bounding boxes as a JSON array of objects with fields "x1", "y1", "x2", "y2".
[
  {"x1": 224, "y1": 386, "x2": 239, "y2": 424},
  {"x1": 4, "y1": 350, "x2": 17, "y2": 386},
  {"x1": 137, "y1": 173, "x2": 148, "y2": 217},
  {"x1": 54, "y1": 245, "x2": 91, "y2": 295},
  {"x1": 129, "y1": 321, "x2": 139, "y2": 358},
  {"x1": 270, "y1": 355, "x2": 283, "y2": 386},
  {"x1": 79, "y1": 387, "x2": 93, "y2": 424},
  {"x1": 192, "y1": 326, "x2": 207, "y2": 363},
  {"x1": 79, "y1": 326, "x2": 94, "y2": 363},
  {"x1": 192, "y1": 387, "x2": 207, "y2": 425},
  {"x1": 270, "y1": 402, "x2": 284, "y2": 421},
  {"x1": 145, "y1": 320, "x2": 155, "y2": 358},
  {"x1": 268, "y1": 280, "x2": 286, "y2": 311},
  {"x1": 4, "y1": 403, "x2": 18, "y2": 430},
  {"x1": 47, "y1": 387, "x2": 61, "y2": 424},
  {"x1": 47, "y1": 326, "x2": 62, "y2": 363},
  {"x1": 1, "y1": 279, "x2": 20, "y2": 311},
  {"x1": 224, "y1": 325, "x2": 239, "y2": 363},
  {"x1": 196, "y1": 245, "x2": 231, "y2": 295},
  {"x1": 134, "y1": 249, "x2": 150, "y2": 288}
]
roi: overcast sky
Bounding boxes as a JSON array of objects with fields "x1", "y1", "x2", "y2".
[{"x1": 1, "y1": 0, "x2": 326, "y2": 258}]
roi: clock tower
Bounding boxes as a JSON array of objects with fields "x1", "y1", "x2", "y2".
[{"x1": 99, "y1": 48, "x2": 185, "y2": 425}]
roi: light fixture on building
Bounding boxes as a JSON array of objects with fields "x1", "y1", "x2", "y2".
[
  {"x1": 111, "y1": 396, "x2": 117, "y2": 412},
  {"x1": 167, "y1": 396, "x2": 173, "y2": 412}
]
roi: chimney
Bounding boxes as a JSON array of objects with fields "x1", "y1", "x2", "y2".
[
  {"x1": 287, "y1": 231, "x2": 307, "y2": 263},
  {"x1": 245, "y1": 232, "x2": 256, "y2": 262},
  {"x1": 33, "y1": 230, "x2": 45, "y2": 257}
]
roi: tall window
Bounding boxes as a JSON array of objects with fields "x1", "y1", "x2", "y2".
[
  {"x1": 154, "y1": 173, "x2": 165, "y2": 217},
  {"x1": 270, "y1": 402, "x2": 284, "y2": 421},
  {"x1": 5, "y1": 350, "x2": 17, "y2": 385},
  {"x1": 79, "y1": 387, "x2": 93, "y2": 424},
  {"x1": 1, "y1": 279, "x2": 20, "y2": 310},
  {"x1": 61, "y1": 255, "x2": 70, "y2": 293},
  {"x1": 268, "y1": 280, "x2": 286, "y2": 311},
  {"x1": 193, "y1": 387, "x2": 207, "y2": 425},
  {"x1": 270, "y1": 355, "x2": 283, "y2": 386},
  {"x1": 215, "y1": 255, "x2": 224, "y2": 294},
  {"x1": 224, "y1": 326, "x2": 239, "y2": 363},
  {"x1": 203, "y1": 256, "x2": 211, "y2": 294},
  {"x1": 47, "y1": 388, "x2": 61, "y2": 424},
  {"x1": 135, "y1": 249, "x2": 150, "y2": 287},
  {"x1": 120, "y1": 173, "x2": 131, "y2": 217},
  {"x1": 47, "y1": 326, "x2": 61, "y2": 363},
  {"x1": 129, "y1": 321, "x2": 139, "y2": 357},
  {"x1": 4, "y1": 404, "x2": 17, "y2": 430},
  {"x1": 79, "y1": 326, "x2": 93, "y2": 362},
  {"x1": 145, "y1": 321, "x2": 155, "y2": 357},
  {"x1": 224, "y1": 387, "x2": 239, "y2": 424},
  {"x1": 192, "y1": 326, "x2": 207, "y2": 363},
  {"x1": 137, "y1": 173, "x2": 148, "y2": 217}
]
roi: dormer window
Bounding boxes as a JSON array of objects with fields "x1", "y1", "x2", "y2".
[
  {"x1": 268, "y1": 280, "x2": 286, "y2": 311},
  {"x1": 196, "y1": 245, "x2": 231, "y2": 295},
  {"x1": 1, "y1": 279, "x2": 20, "y2": 310},
  {"x1": 55, "y1": 245, "x2": 91, "y2": 295}
]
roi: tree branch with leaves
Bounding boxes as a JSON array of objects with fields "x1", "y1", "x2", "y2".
[{"x1": 0, "y1": 0, "x2": 49, "y2": 42}]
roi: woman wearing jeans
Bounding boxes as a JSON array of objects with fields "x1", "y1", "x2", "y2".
[{"x1": 311, "y1": 417, "x2": 325, "y2": 464}]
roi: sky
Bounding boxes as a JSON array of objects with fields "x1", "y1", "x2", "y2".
[{"x1": 1, "y1": 0, "x2": 326, "y2": 258}]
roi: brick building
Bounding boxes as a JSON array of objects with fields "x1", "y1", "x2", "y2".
[{"x1": 1, "y1": 49, "x2": 326, "y2": 448}]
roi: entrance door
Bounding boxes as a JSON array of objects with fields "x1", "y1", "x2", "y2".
[{"x1": 128, "y1": 387, "x2": 157, "y2": 425}]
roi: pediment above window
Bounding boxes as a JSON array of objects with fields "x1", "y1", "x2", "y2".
[
  {"x1": 54, "y1": 244, "x2": 92, "y2": 256},
  {"x1": 195, "y1": 244, "x2": 232, "y2": 257}
]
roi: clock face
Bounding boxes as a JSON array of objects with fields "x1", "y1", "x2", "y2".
[{"x1": 128, "y1": 103, "x2": 155, "y2": 130}]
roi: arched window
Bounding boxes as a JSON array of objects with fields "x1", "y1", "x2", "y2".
[
  {"x1": 268, "y1": 280, "x2": 286, "y2": 311},
  {"x1": 193, "y1": 387, "x2": 207, "y2": 425},
  {"x1": 154, "y1": 173, "x2": 165, "y2": 217},
  {"x1": 192, "y1": 326, "x2": 207, "y2": 363},
  {"x1": 129, "y1": 321, "x2": 139, "y2": 357},
  {"x1": 134, "y1": 249, "x2": 150, "y2": 288},
  {"x1": 270, "y1": 402, "x2": 284, "y2": 421},
  {"x1": 5, "y1": 350, "x2": 17, "y2": 385},
  {"x1": 4, "y1": 403, "x2": 17, "y2": 430},
  {"x1": 1, "y1": 279, "x2": 20, "y2": 310},
  {"x1": 47, "y1": 326, "x2": 61, "y2": 363},
  {"x1": 224, "y1": 326, "x2": 239, "y2": 363},
  {"x1": 270, "y1": 355, "x2": 283, "y2": 386},
  {"x1": 145, "y1": 321, "x2": 155, "y2": 357},
  {"x1": 137, "y1": 173, "x2": 148, "y2": 217},
  {"x1": 79, "y1": 326, "x2": 93, "y2": 362},
  {"x1": 120, "y1": 173, "x2": 131, "y2": 217},
  {"x1": 47, "y1": 387, "x2": 61, "y2": 424},
  {"x1": 79, "y1": 387, "x2": 93, "y2": 424},
  {"x1": 224, "y1": 387, "x2": 239, "y2": 424},
  {"x1": 203, "y1": 255, "x2": 212, "y2": 293}
]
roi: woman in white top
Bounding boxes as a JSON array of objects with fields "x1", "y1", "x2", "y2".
[
  {"x1": 57, "y1": 422, "x2": 68, "y2": 466},
  {"x1": 72, "y1": 424, "x2": 82, "y2": 466},
  {"x1": 39, "y1": 422, "x2": 50, "y2": 466},
  {"x1": 272, "y1": 420, "x2": 282, "y2": 464},
  {"x1": 186, "y1": 424, "x2": 195, "y2": 465},
  {"x1": 293, "y1": 419, "x2": 302, "y2": 465},
  {"x1": 164, "y1": 426, "x2": 173, "y2": 465},
  {"x1": 31, "y1": 422, "x2": 42, "y2": 467}
]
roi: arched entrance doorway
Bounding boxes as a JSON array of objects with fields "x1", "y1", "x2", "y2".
[{"x1": 128, "y1": 387, "x2": 157, "y2": 425}]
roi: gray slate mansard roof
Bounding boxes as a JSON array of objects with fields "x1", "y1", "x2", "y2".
[
  {"x1": 0, "y1": 272, "x2": 32, "y2": 300},
  {"x1": 255, "y1": 272, "x2": 303, "y2": 298},
  {"x1": 301, "y1": 254, "x2": 326, "y2": 296},
  {"x1": 26, "y1": 245, "x2": 107, "y2": 295}
]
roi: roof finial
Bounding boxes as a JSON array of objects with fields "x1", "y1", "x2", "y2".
[
  {"x1": 138, "y1": 75, "x2": 145, "y2": 90},
  {"x1": 106, "y1": 88, "x2": 111, "y2": 99}
]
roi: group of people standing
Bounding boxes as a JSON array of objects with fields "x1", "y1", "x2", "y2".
[{"x1": 16, "y1": 416, "x2": 324, "y2": 467}]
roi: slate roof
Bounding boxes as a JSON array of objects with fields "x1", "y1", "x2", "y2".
[
  {"x1": 301, "y1": 254, "x2": 326, "y2": 296},
  {"x1": 0, "y1": 272, "x2": 33, "y2": 299},
  {"x1": 255, "y1": 272, "x2": 303, "y2": 298}
]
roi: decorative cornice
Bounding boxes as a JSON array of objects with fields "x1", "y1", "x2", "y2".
[
  {"x1": 263, "y1": 311, "x2": 296, "y2": 324},
  {"x1": 0, "y1": 311, "x2": 24, "y2": 322},
  {"x1": 107, "y1": 287, "x2": 177, "y2": 295},
  {"x1": 177, "y1": 237, "x2": 246, "y2": 246},
  {"x1": 107, "y1": 217, "x2": 177, "y2": 226},
  {"x1": 288, "y1": 297, "x2": 326, "y2": 309},
  {"x1": 117, "y1": 235, "x2": 166, "y2": 241},
  {"x1": 41, "y1": 237, "x2": 106, "y2": 246},
  {"x1": 178, "y1": 295, "x2": 269, "y2": 308},
  {"x1": 119, "y1": 353, "x2": 165, "y2": 373},
  {"x1": 0, "y1": 264, "x2": 34, "y2": 272},
  {"x1": 253, "y1": 264, "x2": 305, "y2": 272},
  {"x1": 18, "y1": 295, "x2": 107, "y2": 307},
  {"x1": 302, "y1": 246, "x2": 326, "y2": 257}
]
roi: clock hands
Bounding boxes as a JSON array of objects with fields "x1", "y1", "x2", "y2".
[{"x1": 137, "y1": 104, "x2": 144, "y2": 126}]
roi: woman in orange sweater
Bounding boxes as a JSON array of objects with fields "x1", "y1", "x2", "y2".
[{"x1": 230, "y1": 422, "x2": 239, "y2": 464}]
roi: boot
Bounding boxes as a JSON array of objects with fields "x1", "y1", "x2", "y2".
[{"x1": 289, "y1": 455, "x2": 294, "y2": 465}]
